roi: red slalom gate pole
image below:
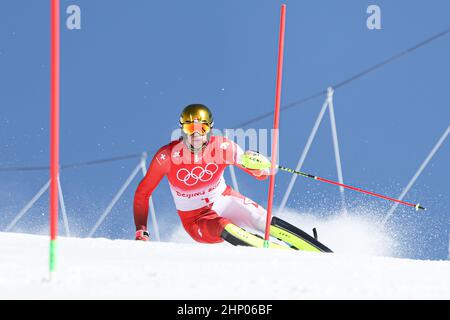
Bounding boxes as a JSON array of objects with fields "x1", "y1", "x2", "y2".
[
  {"x1": 264, "y1": 4, "x2": 286, "y2": 247},
  {"x1": 49, "y1": 0, "x2": 60, "y2": 278}
]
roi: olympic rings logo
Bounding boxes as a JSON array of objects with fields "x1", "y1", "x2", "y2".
[{"x1": 176, "y1": 163, "x2": 219, "y2": 186}]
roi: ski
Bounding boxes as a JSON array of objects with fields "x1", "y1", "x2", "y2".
[
  {"x1": 270, "y1": 217, "x2": 333, "y2": 253},
  {"x1": 221, "y1": 223, "x2": 291, "y2": 250}
]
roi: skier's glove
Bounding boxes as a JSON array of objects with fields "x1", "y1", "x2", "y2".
[
  {"x1": 240, "y1": 151, "x2": 271, "y2": 170},
  {"x1": 135, "y1": 229, "x2": 150, "y2": 241},
  {"x1": 240, "y1": 151, "x2": 274, "y2": 176}
]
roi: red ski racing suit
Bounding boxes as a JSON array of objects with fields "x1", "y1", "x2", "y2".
[{"x1": 133, "y1": 136, "x2": 270, "y2": 243}]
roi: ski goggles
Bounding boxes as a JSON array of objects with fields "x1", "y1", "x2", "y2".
[{"x1": 181, "y1": 122, "x2": 211, "y2": 135}]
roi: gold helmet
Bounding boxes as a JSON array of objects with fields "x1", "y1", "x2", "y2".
[
  {"x1": 179, "y1": 104, "x2": 213, "y2": 128},
  {"x1": 179, "y1": 104, "x2": 214, "y2": 152}
]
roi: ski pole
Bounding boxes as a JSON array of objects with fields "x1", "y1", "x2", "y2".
[
  {"x1": 277, "y1": 166, "x2": 426, "y2": 211},
  {"x1": 240, "y1": 153, "x2": 426, "y2": 211}
]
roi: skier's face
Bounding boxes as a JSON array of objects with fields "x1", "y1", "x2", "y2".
[{"x1": 186, "y1": 132, "x2": 207, "y2": 150}]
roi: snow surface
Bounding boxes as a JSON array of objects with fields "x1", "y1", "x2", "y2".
[{"x1": 1, "y1": 230, "x2": 450, "y2": 300}]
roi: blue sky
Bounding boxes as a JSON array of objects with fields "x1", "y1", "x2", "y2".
[{"x1": 0, "y1": 1, "x2": 449, "y2": 259}]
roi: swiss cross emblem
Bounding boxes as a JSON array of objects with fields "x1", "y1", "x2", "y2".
[
  {"x1": 155, "y1": 151, "x2": 169, "y2": 165},
  {"x1": 220, "y1": 142, "x2": 229, "y2": 150}
]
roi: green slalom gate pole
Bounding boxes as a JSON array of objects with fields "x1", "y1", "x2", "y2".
[
  {"x1": 49, "y1": 0, "x2": 60, "y2": 278},
  {"x1": 49, "y1": 240, "x2": 57, "y2": 274}
]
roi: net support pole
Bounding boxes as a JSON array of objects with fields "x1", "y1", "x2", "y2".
[
  {"x1": 264, "y1": 4, "x2": 286, "y2": 247},
  {"x1": 87, "y1": 162, "x2": 142, "y2": 237},
  {"x1": 327, "y1": 87, "x2": 347, "y2": 214},
  {"x1": 277, "y1": 95, "x2": 329, "y2": 213},
  {"x1": 57, "y1": 177, "x2": 71, "y2": 237},
  {"x1": 382, "y1": 125, "x2": 449, "y2": 224},
  {"x1": 4, "y1": 180, "x2": 50, "y2": 232},
  {"x1": 49, "y1": 0, "x2": 60, "y2": 280}
]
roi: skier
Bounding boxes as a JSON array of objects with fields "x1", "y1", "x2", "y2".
[{"x1": 133, "y1": 104, "x2": 331, "y2": 251}]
